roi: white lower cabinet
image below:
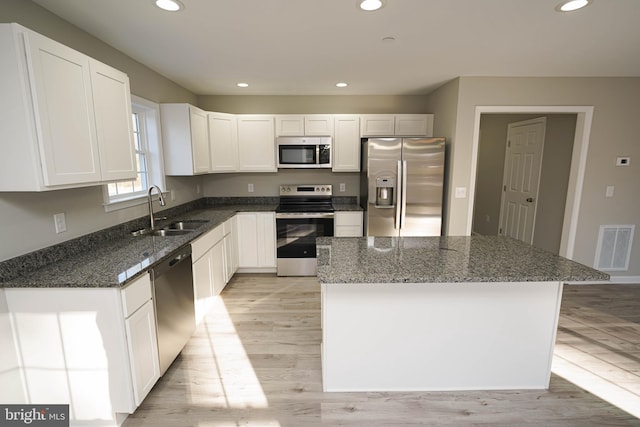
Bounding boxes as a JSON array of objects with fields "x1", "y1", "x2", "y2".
[
  {"x1": 121, "y1": 273, "x2": 160, "y2": 408},
  {"x1": 191, "y1": 223, "x2": 227, "y2": 324},
  {"x1": 223, "y1": 216, "x2": 239, "y2": 282},
  {"x1": 236, "y1": 212, "x2": 276, "y2": 272},
  {"x1": 334, "y1": 211, "x2": 363, "y2": 237},
  {"x1": 4, "y1": 272, "x2": 160, "y2": 423}
]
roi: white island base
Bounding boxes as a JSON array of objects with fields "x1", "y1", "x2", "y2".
[{"x1": 321, "y1": 281, "x2": 563, "y2": 392}]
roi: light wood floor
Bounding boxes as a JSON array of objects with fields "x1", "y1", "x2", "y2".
[{"x1": 123, "y1": 275, "x2": 640, "y2": 426}]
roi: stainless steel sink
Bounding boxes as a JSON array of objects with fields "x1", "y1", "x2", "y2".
[
  {"x1": 131, "y1": 219, "x2": 209, "y2": 237},
  {"x1": 131, "y1": 228, "x2": 193, "y2": 237},
  {"x1": 166, "y1": 219, "x2": 209, "y2": 230}
]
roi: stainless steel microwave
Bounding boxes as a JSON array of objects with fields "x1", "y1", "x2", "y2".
[{"x1": 277, "y1": 136, "x2": 332, "y2": 168}]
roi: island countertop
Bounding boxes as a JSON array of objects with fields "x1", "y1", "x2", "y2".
[{"x1": 316, "y1": 235, "x2": 609, "y2": 284}]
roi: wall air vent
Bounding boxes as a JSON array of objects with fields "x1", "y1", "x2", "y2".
[{"x1": 594, "y1": 225, "x2": 635, "y2": 271}]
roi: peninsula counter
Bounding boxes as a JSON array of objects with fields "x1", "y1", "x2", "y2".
[{"x1": 316, "y1": 236, "x2": 609, "y2": 392}]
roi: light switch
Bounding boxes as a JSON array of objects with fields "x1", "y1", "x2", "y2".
[{"x1": 606, "y1": 186, "x2": 615, "y2": 198}]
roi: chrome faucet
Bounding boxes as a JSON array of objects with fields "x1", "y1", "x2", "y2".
[{"x1": 147, "y1": 185, "x2": 166, "y2": 230}]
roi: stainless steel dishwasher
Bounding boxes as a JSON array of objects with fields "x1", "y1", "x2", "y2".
[{"x1": 151, "y1": 245, "x2": 196, "y2": 375}]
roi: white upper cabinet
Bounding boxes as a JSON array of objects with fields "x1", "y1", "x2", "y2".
[
  {"x1": 275, "y1": 115, "x2": 334, "y2": 136},
  {"x1": 332, "y1": 115, "x2": 361, "y2": 172},
  {"x1": 209, "y1": 112, "x2": 239, "y2": 172},
  {"x1": 360, "y1": 114, "x2": 434, "y2": 137},
  {"x1": 91, "y1": 59, "x2": 137, "y2": 181},
  {"x1": 160, "y1": 103, "x2": 210, "y2": 175},
  {"x1": 395, "y1": 114, "x2": 434, "y2": 137},
  {"x1": 237, "y1": 115, "x2": 276, "y2": 172},
  {"x1": 0, "y1": 23, "x2": 136, "y2": 191}
]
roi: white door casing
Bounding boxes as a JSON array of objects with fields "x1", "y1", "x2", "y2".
[{"x1": 498, "y1": 118, "x2": 546, "y2": 244}]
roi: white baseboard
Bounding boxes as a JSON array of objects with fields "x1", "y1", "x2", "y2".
[{"x1": 607, "y1": 275, "x2": 640, "y2": 284}]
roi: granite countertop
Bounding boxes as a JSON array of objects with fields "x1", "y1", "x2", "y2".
[
  {"x1": 0, "y1": 203, "x2": 277, "y2": 289},
  {"x1": 332, "y1": 202, "x2": 362, "y2": 211},
  {"x1": 316, "y1": 235, "x2": 609, "y2": 285}
]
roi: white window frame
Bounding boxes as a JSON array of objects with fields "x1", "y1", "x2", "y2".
[{"x1": 103, "y1": 95, "x2": 166, "y2": 212}]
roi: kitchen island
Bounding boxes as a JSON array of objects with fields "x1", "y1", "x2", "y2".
[{"x1": 316, "y1": 236, "x2": 609, "y2": 392}]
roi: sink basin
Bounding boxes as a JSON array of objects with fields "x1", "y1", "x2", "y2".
[
  {"x1": 166, "y1": 219, "x2": 209, "y2": 230},
  {"x1": 131, "y1": 228, "x2": 193, "y2": 237}
]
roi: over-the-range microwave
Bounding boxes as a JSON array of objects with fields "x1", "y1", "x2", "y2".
[{"x1": 276, "y1": 136, "x2": 332, "y2": 168}]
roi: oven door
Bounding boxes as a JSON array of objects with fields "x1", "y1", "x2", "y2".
[{"x1": 276, "y1": 213, "x2": 334, "y2": 276}]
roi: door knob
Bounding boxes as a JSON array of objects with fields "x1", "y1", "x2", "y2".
[{"x1": 526, "y1": 197, "x2": 534, "y2": 203}]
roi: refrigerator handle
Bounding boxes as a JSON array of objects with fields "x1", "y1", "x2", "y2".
[
  {"x1": 395, "y1": 160, "x2": 402, "y2": 230},
  {"x1": 401, "y1": 160, "x2": 408, "y2": 229}
]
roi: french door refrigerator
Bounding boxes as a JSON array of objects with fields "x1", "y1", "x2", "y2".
[{"x1": 360, "y1": 137, "x2": 445, "y2": 236}]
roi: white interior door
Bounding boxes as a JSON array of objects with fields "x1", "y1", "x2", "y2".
[{"x1": 498, "y1": 118, "x2": 546, "y2": 244}]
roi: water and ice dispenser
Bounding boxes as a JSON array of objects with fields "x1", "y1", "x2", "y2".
[{"x1": 375, "y1": 177, "x2": 395, "y2": 207}]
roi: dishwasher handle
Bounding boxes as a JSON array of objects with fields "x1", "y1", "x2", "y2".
[
  {"x1": 152, "y1": 245, "x2": 192, "y2": 278},
  {"x1": 169, "y1": 251, "x2": 190, "y2": 267}
]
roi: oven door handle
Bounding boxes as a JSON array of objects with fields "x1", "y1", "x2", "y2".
[{"x1": 275, "y1": 212, "x2": 335, "y2": 219}]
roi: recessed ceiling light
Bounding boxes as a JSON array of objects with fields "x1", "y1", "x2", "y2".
[
  {"x1": 336, "y1": 82, "x2": 348, "y2": 88},
  {"x1": 556, "y1": 0, "x2": 591, "y2": 12},
  {"x1": 155, "y1": 0, "x2": 184, "y2": 12},
  {"x1": 359, "y1": 0, "x2": 384, "y2": 12},
  {"x1": 236, "y1": 83, "x2": 249, "y2": 88}
]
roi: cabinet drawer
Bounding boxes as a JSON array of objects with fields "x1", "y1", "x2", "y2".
[
  {"x1": 335, "y1": 212, "x2": 363, "y2": 226},
  {"x1": 121, "y1": 273, "x2": 152, "y2": 317},
  {"x1": 192, "y1": 224, "x2": 224, "y2": 260}
]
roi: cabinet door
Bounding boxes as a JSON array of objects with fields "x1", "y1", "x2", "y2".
[
  {"x1": 257, "y1": 212, "x2": 276, "y2": 268},
  {"x1": 304, "y1": 115, "x2": 334, "y2": 136},
  {"x1": 124, "y1": 299, "x2": 160, "y2": 407},
  {"x1": 209, "y1": 112, "x2": 239, "y2": 172},
  {"x1": 360, "y1": 115, "x2": 395, "y2": 137},
  {"x1": 212, "y1": 240, "x2": 226, "y2": 295},
  {"x1": 395, "y1": 114, "x2": 433, "y2": 137},
  {"x1": 237, "y1": 115, "x2": 276, "y2": 172},
  {"x1": 334, "y1": 211, "x2": 363, "y2": 237},
  {"x1": 25, "y1": 30, "x2": 101, "y2": 186},
  {"x1": 192, "y1": 252, "x2": 213, "y2": 324},
  {"x1": 90, "y1": 59, "x2": 136, "y2": 181},
  {"x1": 275, "y1": 115, "x2": 304, "y2": 136},
  {"x1": 236, "y1": 213, "x2": 259, "y2": 268},
  {"x1": 223, "y1": 217, "x2": 238, "y2": 282},
  {"x1": 332, "y1": 115, "x2": 360, "y2": 172},
  {"x1": 190, "y1": 106, "x2": 211, "y2": 173}
]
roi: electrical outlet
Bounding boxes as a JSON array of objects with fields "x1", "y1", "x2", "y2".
[
  {"x1": 455, "y1": 187, "x2": 467, "y2": 198},
  {"x1": 606, "y1": 186, "x2": 615, "y2": 198},
  {"x1": 339, "y1": 183, "x2": 346, "y2": 192},
  {"x1": 485, "y1": 215, "x2": 490, "y2": 223},
  {"x1": 170, "y1": 189, "x2": 176, "y2": 201},
  {"x1": 196, "y1": 184, "x2": 201, "y2": 194},
  {"x1": 53, "y1": 213, "x2": 66, "y2": 234},
  {"x1": 248, "y1": 183, "x2": 254, "y2": 193}
]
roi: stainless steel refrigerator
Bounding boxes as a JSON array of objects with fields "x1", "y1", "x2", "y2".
[{"x1": 360, "y1": 137, "x2": 445, "y2": 236}]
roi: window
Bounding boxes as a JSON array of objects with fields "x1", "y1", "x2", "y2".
[{"x1": 103, "y1": 96, "x2": 165, "y2": 211}]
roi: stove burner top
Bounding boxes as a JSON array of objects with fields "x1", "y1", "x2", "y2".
[{"x1": 277, "y1": 184, "x2": 334, "y2": 213}]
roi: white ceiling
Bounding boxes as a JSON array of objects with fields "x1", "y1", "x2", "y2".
[{"x1": 32, "y1": 0, "x2": 640, "y2": 96}]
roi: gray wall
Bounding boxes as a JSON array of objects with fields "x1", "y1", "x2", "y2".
[
  {"x1": 198, "y1": 95, "x2": 428, "y2": 115},
  {"x1": 473, "y1": 114, "x2": 577, "y2": 255},
  {"x1": 0, "y1": 0, "x2": 201, "y2": 261},
  {"x1": 426, "y1": 77, "x2": 640, "y2": 277}
]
